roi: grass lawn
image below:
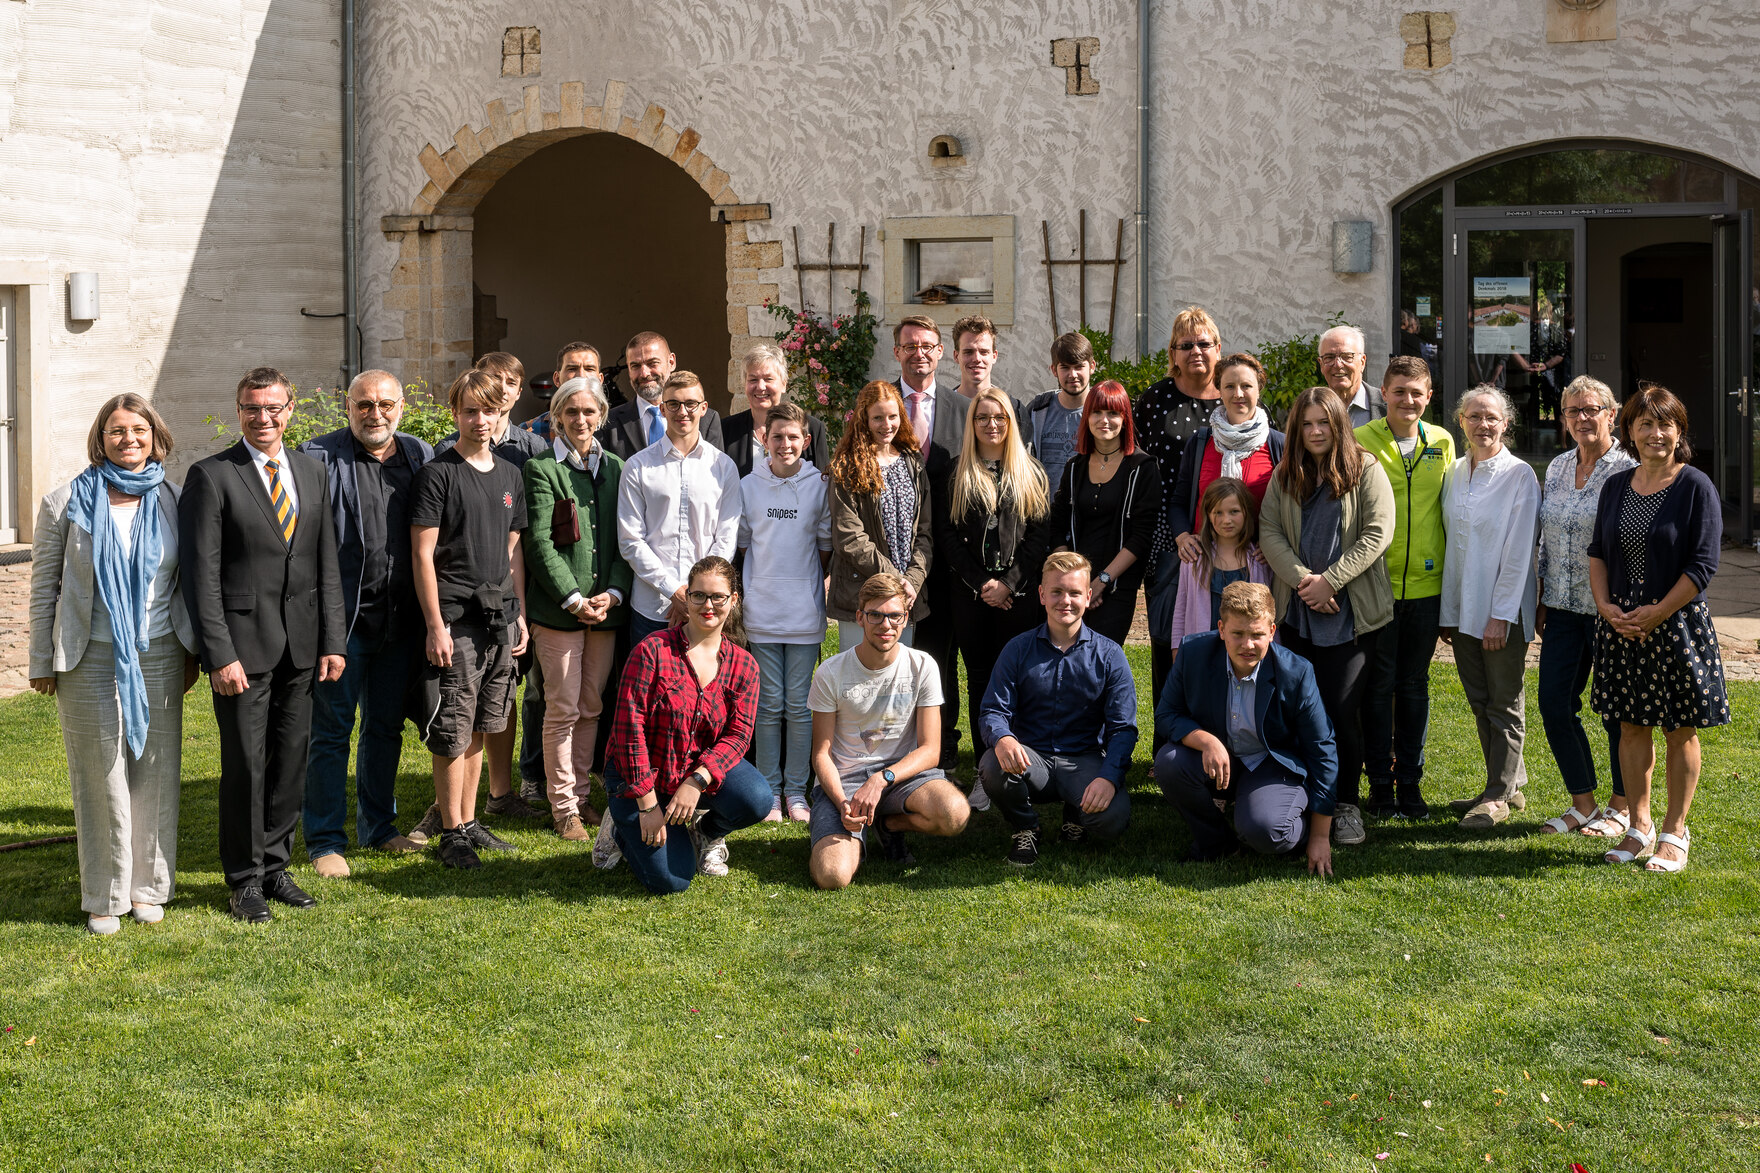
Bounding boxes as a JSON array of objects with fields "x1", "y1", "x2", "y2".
[{"x1": 1, "y1": 645, "x2": 1757, "y2": 1171}]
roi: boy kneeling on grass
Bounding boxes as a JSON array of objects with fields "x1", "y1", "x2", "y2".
[
  {"x1": 409, "y1": 369, "x2": 531, "y2": 869},
  {"x1": 806, "y1": 572, "x2": 970, "y2": 889}
]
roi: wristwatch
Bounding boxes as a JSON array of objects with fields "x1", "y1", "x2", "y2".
[
  {"x1": 1096, "y1": 571, "x2": 1114, "y2": 586},
  {"x1": 881, "y1": 768, "x2": 896, "y2": 785}
]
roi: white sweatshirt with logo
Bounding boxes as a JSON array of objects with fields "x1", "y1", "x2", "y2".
[{"x1": 738, "y1": 459, "x2": 833, "y2": 644}]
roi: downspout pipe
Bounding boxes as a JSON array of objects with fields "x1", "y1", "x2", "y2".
[
  {"x1": 342, "y1": 0, "x2": 359, "y2": 383},
  {"x1": 1135, "y1": 0, "x2": 1150, "y2": 358}
]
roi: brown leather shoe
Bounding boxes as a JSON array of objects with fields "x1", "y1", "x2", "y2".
[
  {"x1": 555, "y1": 814, "x2": 591, "y2": 842},
  {"x1": 375, "y1": 834, "x2": 422, "y2": 853},
  {"x1": 312, "y1": 853, "x2": 351, "y2": 879}
]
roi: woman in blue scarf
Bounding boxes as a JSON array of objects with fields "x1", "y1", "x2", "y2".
[{"x1": 29, "y1": 394, "x2": 199, "y2": 935}]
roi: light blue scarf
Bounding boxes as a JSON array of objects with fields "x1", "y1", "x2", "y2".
[{"x1": 65, "y1": 460, "x2": 166, "y2": 758}]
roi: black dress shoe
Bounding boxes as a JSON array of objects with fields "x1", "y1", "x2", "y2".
[
  {"x1": 264, "y1": 872, "x2": 317, "y2": 909},
  {"x1": 229, "y1": 885, "x2": 271, "y2": 923}
]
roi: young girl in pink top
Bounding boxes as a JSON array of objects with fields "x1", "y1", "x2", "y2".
[{"x1": 1168, "y1": 477, "x2": 1270, "y2": 654}]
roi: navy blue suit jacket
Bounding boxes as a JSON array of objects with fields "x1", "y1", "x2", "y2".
[
  {"x1": 1154, "y1": 632, "x2": 1338, "y2": 814},
  {"x1": 298, "y1": 427, "x2": 433, "y2": 634}
]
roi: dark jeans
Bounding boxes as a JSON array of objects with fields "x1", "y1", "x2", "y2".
[
  {"x1": 519, "y1": 653, "x2": 545, "y2": 785},
  {"x1": 1361, "y1": 595, "x2": 1440, "y2": 788},
  {"x1": 1155, "y1": 743, "x2": 1309, "y2": 858},
  {"x1": 977, "y1": 746, "x2": 1131, "y2": 840},
  {"x1": 628, "y1": 610, "x2": 669, "y2": 647},
  {"x1": 603, "y1": 760, "x2": 771, "y2": 895},
  {"x1": 304, "y1": 622, "x2": 417, "y2": 857},
  {"x1": 1280, "y1": 627, "x2": 1375, "y2": 807},
  {"x1": 913, "y1": 570, "x2": 963, "y2": 767},
  {"x1": 1537, "y1": 606, "x2": 1625, "y2": 798},
  {"x1": 952, "y1": 587, "x2": 1041, "y2": 746}
]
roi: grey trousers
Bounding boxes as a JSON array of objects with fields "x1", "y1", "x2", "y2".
[
  {"x1": 58, "y1": 635, "x2": 185, "y2": 916},
  {"x1": 1452, "y1": 633, "x2": 1528, "y2": 803}
]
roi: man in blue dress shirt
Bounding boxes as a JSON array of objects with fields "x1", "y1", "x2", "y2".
[
  {"x1": 977, "y1": 551, "x2": 1138, "y2": 867},
  {"x1": 1154, "y1": 581, "x2": 1338, "y2": 875}
]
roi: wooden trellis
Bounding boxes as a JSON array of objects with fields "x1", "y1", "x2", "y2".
[
  {"x1": 791, "y1": 223, "x2": 870, "y2": 314},
  {"x1": 1040, "y1": 210, "x2": 1125, "y2": 338}
]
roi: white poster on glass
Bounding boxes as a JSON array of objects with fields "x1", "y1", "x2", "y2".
[{"x1": 1473, "y1": 277, "x2": 1531, "y2": 300}]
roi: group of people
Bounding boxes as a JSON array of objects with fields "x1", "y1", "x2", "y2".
[{"x1": 28, "y1": 307, "x2": 1730, "y2": 930}]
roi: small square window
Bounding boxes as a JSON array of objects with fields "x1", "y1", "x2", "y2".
[{"x1": 883, "y1": 215, "x2": 1015, "y2": 329}]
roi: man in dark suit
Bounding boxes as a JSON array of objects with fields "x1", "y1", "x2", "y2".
[
  {"x1": 180, "y1": 367, "x2": 346, "y2": 922},
  {"x1": 892, "y1": 314, "x2": 968, "y2": 776},
  {"x1": 1153, "y1": 581, "x2": 1337, "y2": 875},
  {"x1": 599, "y1": 331, "x2": 724, "y2": 459},
  {"x1": 297, "y1": 370, "x2": 433, "y2": 877}
]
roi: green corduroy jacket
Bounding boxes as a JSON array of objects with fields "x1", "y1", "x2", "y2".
[{"x1": 522, "y1": 447, "x2": 633, "y2": 631}]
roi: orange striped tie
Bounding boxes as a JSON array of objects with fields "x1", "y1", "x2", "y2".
[{"x1": 265, "y1": 458, "x2": 296, "y2": 542}]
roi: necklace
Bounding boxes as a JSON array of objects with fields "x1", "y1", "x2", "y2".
[{"x1": 1094, "y1": 443, "x2": 1121, "y2": 467}]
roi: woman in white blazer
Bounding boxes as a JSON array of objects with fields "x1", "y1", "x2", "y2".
[{"x1": 29, "y1": 394, "x2": 199, "y2": 935}]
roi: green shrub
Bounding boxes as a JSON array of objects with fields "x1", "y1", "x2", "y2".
[
  {"x1": 205, "y1": 378, "x2": 457, "y2": 449},
  {"x1": 1076, "y1": 327, "x2": 1168, "y2": 401},
  {"x1": 1253, "y1": 310, "x2": 1354, "y2": 421},
  {"x1": 765, "y1": 289, "x2": 880, "y2": 447}
]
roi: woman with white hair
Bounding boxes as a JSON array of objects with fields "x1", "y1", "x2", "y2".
[
  {"x1": 1440, "y1": 385, "x2": 1539, "y2": 832},
  {"x1": 1534, "y1": 375, "x2": 1634, "y2": 838},
  {"x1": 522, "y1": 375, "x2": 633, "y2": 841},
  {"x1": 721, "y1": 341, "x2": 832, "y2": 477}
]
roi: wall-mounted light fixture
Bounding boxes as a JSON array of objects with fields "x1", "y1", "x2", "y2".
[
  {"x1": 68, "y1": 271, "x2": 100, "y2": 320},
  {"x1": 1332, "y1": 221, "x2": 1372, "y2": 273}
]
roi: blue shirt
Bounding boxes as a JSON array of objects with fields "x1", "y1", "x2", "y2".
[
  {"x1": 1225, "y1": 661, "x2": 1268, "y2": 770},
  {"x1": 977, "y1": 622, "x2": 1139, "y2": 784}
]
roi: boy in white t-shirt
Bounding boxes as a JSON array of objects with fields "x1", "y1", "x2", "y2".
[
  {"x1": 737, "y1": 402, "x2": 833, "y2": 822},
  {"x1": 806, "y1": 572, "x2": 971, "y2": 888}
]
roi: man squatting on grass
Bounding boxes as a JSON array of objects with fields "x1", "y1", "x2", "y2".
[
  {"x1": 409, "y1": 369, "x2": 531, "y2": 870},
  {"x1": 1154, "y1": 581, "x2": 1338, "y2": 876},
  {"x1": 806, "y1": 572, "x2": 971, "y2": 889},
  {"x1": 977, "y1": 551, "x2": 1137, "y2": 868}
]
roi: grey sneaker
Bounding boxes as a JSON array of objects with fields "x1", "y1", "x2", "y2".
[
  {"x1": 690, "y1": 824, "x2": 730, "y2": 876},
  {"x1": 518, "y1": 774, "x2": 548, "y2": 807},
  {"x1": 407, "y1": 803, "x2": 442, "y2": 846},
  {"x1": 484, "y1": 791, "x2": 544, "y2": 820},
  {"x1": 591, "y1": 814, "x2": 623, "y2": 870},
  {"x1": 967, "y1": 779, "x2": 992, "y2": 812},
  {"x1": 1331, "y1": 803, "x2": 1367, "y2": 846}
]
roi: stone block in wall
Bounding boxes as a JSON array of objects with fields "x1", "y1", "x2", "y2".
[
  {"x1": 602, "y1": 80, "x2": 627, "y2": 130},
  {"x1": 559, "y1": 81, "x2": 585, "y2": 126},
  {"x1": 523, "y1": 86, "x2": 542, "y2": 134},
  {"x1": 653, "y1": 124, "x2": 680, "y2": 158},
  {"x1": 670, "y1": 128, "x2": 701, "y2": 164},
  {"x1": 452, "y1": 125, "x2": 484, "y2": 166},
  {"x1": 1400, "y1": 12, "x2": 1454, "y2": 69},
  {"x1": 1547, "y1": 0, "x2": 1614, "y2": 42}
]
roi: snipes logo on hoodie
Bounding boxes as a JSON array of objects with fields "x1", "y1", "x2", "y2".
[{"x1": 766, "y1": 507, "x2": 799, "y2": 520}]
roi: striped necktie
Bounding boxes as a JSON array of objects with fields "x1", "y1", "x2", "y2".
[{"x1": 265, "y1": 458, "x2": 296, "y2": 543}]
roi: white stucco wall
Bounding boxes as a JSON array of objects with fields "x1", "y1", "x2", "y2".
[{"x1": 0, "y1": 0, "x2": 343, "y2": 501}]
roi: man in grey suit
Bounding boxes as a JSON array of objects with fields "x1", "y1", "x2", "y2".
[
  {"x1": 180, "y1": 367, "x2": 346, "y2": 922},
  {"x1": 298, "y1": 370, "x2": 433, "y2": 877},
  {"x1": 599, "y1": 331, "x2": 725, "y2": 459}
]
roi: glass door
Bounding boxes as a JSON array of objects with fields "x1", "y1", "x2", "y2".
[
  {"x1": 1712, "y1": 210, "x2": 1755, "y2": 541},
  {"x1": 1450, "y1": 222, "x2": 1585, "y2": 466}
]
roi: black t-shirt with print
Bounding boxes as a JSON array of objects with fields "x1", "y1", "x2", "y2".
[{"x1": 409, "y1": 447, "x2": 528, "y2": 624}]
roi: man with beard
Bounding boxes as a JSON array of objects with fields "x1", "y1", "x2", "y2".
[{"x1": 600, "y1": 331, "x2": 725, "y2": 459}]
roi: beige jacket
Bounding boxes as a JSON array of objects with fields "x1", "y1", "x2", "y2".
[
  {"x1": 825, "y1": 451, "x2": 934, "y2": 622},
  {"x1": 1258, "y1": 460, "x2": 1396, "y2": 636}
]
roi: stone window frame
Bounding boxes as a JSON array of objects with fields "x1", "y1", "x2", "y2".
[{"x1": 881, "y1": 215, "x2": 1016, "y2": 331}]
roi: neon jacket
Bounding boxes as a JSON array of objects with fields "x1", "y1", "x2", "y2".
[{"x1": 1354, "y1": 418, "x2": 1454, "y2": 600}]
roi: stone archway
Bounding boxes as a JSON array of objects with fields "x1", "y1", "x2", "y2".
[{"x1": 378, "y1": 80, "x2": 780, "y2": 407}]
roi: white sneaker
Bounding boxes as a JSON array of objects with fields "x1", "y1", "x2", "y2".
[
  {"x1": 591, "y1": 813, "x2": 623, "y2": 870},
  {"x1": 968, "y1": 779, "x2": 992, "y2": 812},
  {"x1": 691, "y1": 825, "x2": 730, "y2": 877}
]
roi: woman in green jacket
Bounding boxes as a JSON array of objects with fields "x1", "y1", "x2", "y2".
[
  {"x1": 523, "y1": 376, "x2": 633, "y2": 840},
  {"x1": 1259, "y1": 385, "x2": 1395, "y2": 849}
]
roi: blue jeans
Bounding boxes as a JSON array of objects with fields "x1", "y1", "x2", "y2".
[
  {"x1": 604, "y1": 759, "x2": 772, "y2": 894},
  {"x1": 1537, "y1": 606, "x2": 1625, "y2": 798},
  {"x1": 304, "y1": 623, "x2": 417, "y2": 857},
  {"x1": 751, "y1": 642, "x2": 817, "y2": 804},
  {"x1": 1362, "y1": 594, "x2": 1440, "y2": 788}
]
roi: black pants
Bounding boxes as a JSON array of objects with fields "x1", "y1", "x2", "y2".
[
  {"x1": 913, "y1": 570, "x2": 963, "y2": 767},
  {"x1": 1279, "y1": 628, "x2": 1376, "y2": 808},
  {"x1": 212, "y1": 651, "x2": 314, "y2": 889},
  {"x1": 951, "y1": 586, "x2": 1042, "y2": 748},
  {"x1": 1361, "y1": 595, "x2": 1440, "y2": 788}
]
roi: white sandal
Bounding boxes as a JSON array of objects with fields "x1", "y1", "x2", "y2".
[
  {"x1": 1603, "y1": 822, "x2": 1655, "y2": 865},
  {"x1": 1580, "y1": 805, "x2": 1630, "y2": 839},
  {"x1": 1644, "y1": 828, "x2": 1691, "y2": 873},
  {"x1": 1539, "y1": 805, "x2": 1595, "y2": 835}
]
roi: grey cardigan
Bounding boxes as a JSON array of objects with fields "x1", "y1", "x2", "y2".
[
  {"x1": 1258, "y1": 460, "x2": 1396, "y2": 636},
  {"x1": 30, "y1": 478, "x2": 197, "y2": 678}
]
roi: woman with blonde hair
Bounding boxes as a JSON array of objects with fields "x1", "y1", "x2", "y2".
[
  {"x1": 721, "y1": 341, "x2": 832, "y2": 477},
  {"x1": 826, "y1": 380, "x2": 934, "y2": 649}
]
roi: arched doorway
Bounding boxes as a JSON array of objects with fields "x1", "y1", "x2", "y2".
[
  {"x1": 472, "y1": 133, "x2": 728, "y2": 420},
  {"x1": 1393, "y1": 141, "x2": 1760, "y2": 537}
]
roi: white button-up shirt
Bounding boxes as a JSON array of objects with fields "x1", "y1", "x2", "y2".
[
  {"x1": 246, "y1": 439, "x2": 299, "y2": 516},
  {"x1": 1439, "y1": 448, "x2": 1539, "y2": 641},
  {"x1": 616, "y1": 435, "x2": 743, "y2": 621}
]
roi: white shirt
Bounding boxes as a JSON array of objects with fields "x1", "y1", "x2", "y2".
[
  {"x1": 900, "y1": 373, "x2": 939, "y2": 445},
  {"x1": 616, "y1": 435, "x2": 743, "y2": 621},
  {"x1": 1439, "y1": 448, "x2": 1539, "y2": 641},
  {"x1": 246, "y1": 440, "x2": 299, "y2": 516}
]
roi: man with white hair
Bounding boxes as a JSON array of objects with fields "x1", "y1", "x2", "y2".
[{"x1": 1318, "y1": 325, "x2": 1385, "y2": 429}]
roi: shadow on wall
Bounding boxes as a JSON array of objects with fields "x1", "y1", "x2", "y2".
[
  {"x1": 151, "y1": 0, "x2": 345, "y2": 475},
  {"x1": 471, "y1": 133, "x2": 729, "y2": 419}
]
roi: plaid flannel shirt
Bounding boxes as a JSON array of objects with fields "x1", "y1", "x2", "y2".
[{"x1": 607, "y1": 626, "x2": 759, "y2": 800}]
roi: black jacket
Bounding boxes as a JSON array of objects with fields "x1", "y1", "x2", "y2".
[
  {"x1": 936, "y1": 479, "x2": 1052, "y2": 599},
  {"x1": 1047, "y1": 449, "x2": 1161, "y2": 579},
  {"x1": 599, "y1": 399, "x2": 725, "y2": 461},
  {"x1": 721, "y1": 409, "x2": 831, "y2": 478}
]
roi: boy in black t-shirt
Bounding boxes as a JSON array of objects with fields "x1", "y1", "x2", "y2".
[{"x1": 410, "y1": 370, "x2": 531, "y2": 869}]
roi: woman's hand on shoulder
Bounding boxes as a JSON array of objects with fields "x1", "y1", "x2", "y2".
[{"x1": 1175, "y1": 532, "x2": 1204, "y2": 563}]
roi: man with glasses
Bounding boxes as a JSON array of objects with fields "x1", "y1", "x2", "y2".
[
  {"x1": 1317, "y1": 325, "x2": 1385, "y2": 429},
  {"x1": 296, "y1": 371, "x2": 433, "y2": 877},
  {"x1": 180, "y1": 368, "x2": 346, "y2": 922},
  {"x1": 602, "y1": 331, "x2": 725, "y2": 460},
  {"x1": 617, "y1": 370, "x2": 743, "y2": 646},
  {"x1": 806, "y1": 572, "x2": 970, "y2": 888}
]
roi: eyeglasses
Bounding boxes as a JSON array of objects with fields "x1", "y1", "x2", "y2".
[
  {"x1": 860, "y1": 609, "x2": 909, "y2": 626},
  {"x1": 103, "y1": 427, "x2": 153, "y2": 442},
  {"x1": 1564, "y1": 406, "x2": 1609, "y2": 419},
  {"x1": 1462, "y1": 413, "x2": 1505, "y2": 426},
  {"x1": 236, "y1": 401, "x2": 291, "y2": 417},
  {"x1": 896, "y1": 342, "x2": 941, "y2": 353},
  {"x1": 1318, "y1": 352, "x2": 1362, "y2": 365},
  {"x1": 661, "y1": 400, "x2": 705, "y2": 415},
  {"x1": 350, "y1": 399, "x2": 402, "y2": 416},
  {"x1": 972, "y1": 413, "x2": 1011, "y2": 426},
  {"x1": 686, "y1": 590, "x2": 732, "y2": 607},
  {"x1": 1175, "y1": 340, "x2": 1217, "y2": 352}
]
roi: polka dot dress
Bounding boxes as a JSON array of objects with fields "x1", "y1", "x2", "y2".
[{"x1": 1591, "y1": 480, "x2": 1730, "y2": 730}]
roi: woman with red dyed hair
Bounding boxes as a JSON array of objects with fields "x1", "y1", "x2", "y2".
[{"x1": 1046, "y1": 379, "x2": 1162, "y2": 644}]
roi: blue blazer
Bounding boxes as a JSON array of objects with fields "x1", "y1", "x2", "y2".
[
  {"x1": 1154, "y1": 632, "x2": 1338, "y2": 815},
  {"x1": 299, "y1": 427, "x2": 434, "y2": 634}
]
